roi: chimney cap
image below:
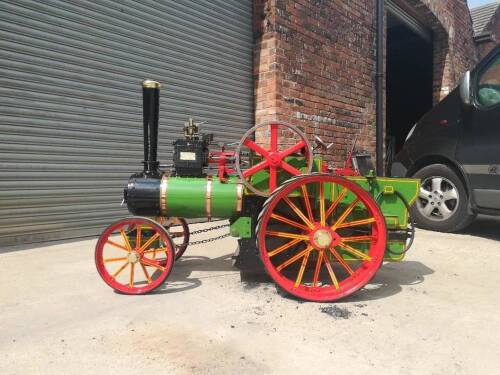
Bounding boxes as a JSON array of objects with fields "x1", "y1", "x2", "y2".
[{"x1": 142, "y1": 79, "x2": 161, "y2": 89}]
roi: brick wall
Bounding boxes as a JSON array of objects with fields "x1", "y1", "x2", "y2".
[{"x1": 253, "y1": 0, "x2": 477, "y2": 164}]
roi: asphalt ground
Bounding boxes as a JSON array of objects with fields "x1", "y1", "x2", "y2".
[{"x1": 1, "y1": 215, "x2": 499, "y2": 374}]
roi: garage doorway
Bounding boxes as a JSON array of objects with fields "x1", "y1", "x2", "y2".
[{"x1": 386, "y1": 9, "x2": 433, "y2": 171}]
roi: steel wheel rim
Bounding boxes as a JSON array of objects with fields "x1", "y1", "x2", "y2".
[
  {"x1": 417, "y1": 176, "x2": 459, "y2": 221},
  {"x1": 95, "y1": 217, "x2": 175, "y2": 294},
  {"x1": 257, "y1": 175, "x2": 386, "y2": 302},
  {"x1": 235, "y1": 121, "x2": 313, "y2": 197}
]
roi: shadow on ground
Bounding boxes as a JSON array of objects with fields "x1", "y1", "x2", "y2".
[{"x1": 460, "y1": 215, "x2": 500, "y2": 241}]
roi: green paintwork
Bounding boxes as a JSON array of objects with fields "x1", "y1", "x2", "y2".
[
  {"x1": 163, "y1": 176, "x2": 240, "y2": 219},
  {"x1": 230, "y1": 217, "x2": 252, "y2": 238}
]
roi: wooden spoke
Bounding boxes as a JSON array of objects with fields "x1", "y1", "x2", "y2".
[
  {"x1": 266, "y1": 230, "x2": 309, "y2": 241},
  {"x1": 294, "y1": 249, "x2": 312, "y2": 288},
  {"x1": 136, "y1": 226, "x2": 141, "y2": 249},
  {"x1": 120, "y1": 229, "x2": 133, "y2": 251},
  {"x1": 104, "y1": 257, "x2": 128, "y2": 263},
  {"x1": 323, "y1": 253, "x2": 340, "y2": 289},
  {"x1": 268, "y1": 238, "x2": 303, "y2": 257},
  {"x1": 319, "y1": 182, "x2": 326, "y2": 226},
  {"x1": 112, "y1": 261, "x2": 129, "y2": 279},
  {"x1": 301, "y1": 185, "x2": 314, "y2": 223},
  {"x1": 283, "y1": 197, "x2": 315, "y2": 229},
  {"x1": 313, "y1": 250, "x2": 324, "y2": 287},
  {"x1": 337, "y1": 242, "x2": 372, "y2": 261},
  {"x1": 141, "y1": 258, "x2": 166, "y2": 272},
  {"x1": 106, "y1": 240, "x2": 130, "y2": 252},
  {"x1": 142, "y1": 248, "x2": 166, "y2": 255},
  {"x1": 138, "y1": 233, "x2": 160, "y2": 253},
  {"x1": 331, "y1": 199, "x2": 360, "y2": 230},
  {"x1": 129, "y1": 263, "x2": 135, "y2": 287},
  {"x1": 336, "y1": 217, "x2": 376, "y2": 229},
  {"x1": 325, "y1": 187, "x2": 348, "y2": 219},
  {"x1": 140, "y1": 263, "x2": 152, "y2": 284},
  {"x1": 276, "y1": 245, "x2": 313, "y2": 272},
  {"x1": 342, "y1": 235, "x2": 374, "y2": 242},
  {"x1": 271, "y1": 213, "x2": 309, "y2": 231},
  {"x1": 327, "y1": 247, "x2": 354, "y2": 275}
]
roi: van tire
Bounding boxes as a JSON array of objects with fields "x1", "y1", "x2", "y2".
[{"x1": 411, "y1": 164, "x2": 475, "y2": 232}]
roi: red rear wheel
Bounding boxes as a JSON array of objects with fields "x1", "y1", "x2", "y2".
[
  {"x1": 95, "y1": 217, "x2": 175, "y2": 294},
  {"x1": 257, "y1": 174, "x2": 386, "y2": 302},
  {"x1": 157, "y1": 217, "x2": 190, "y2": 260}
]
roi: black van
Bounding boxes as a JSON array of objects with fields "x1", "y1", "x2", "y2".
[{"x1": 392, "y1": 44, "x2": 500, "y2": 232}]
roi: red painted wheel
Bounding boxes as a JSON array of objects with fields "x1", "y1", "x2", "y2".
[
  {"x1": 257, "y1": 174, "x2": 386, "y2": 302},
  {"x1": 235, "y1": 121, "x2": 313, "y2": 196},
  {"x1": 95, "y1": 217, "x2": 175, "y2": 294},
  {"x1": 157, "y1": 217, "x2": 190, "y2": 260}
]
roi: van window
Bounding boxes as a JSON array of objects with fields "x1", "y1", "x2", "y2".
[{"x1": 477, "y1": 54, "x2": 500, "y2": 107}]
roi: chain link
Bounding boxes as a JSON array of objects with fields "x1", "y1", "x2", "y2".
[{"x1": 187, "y1": 221, "x2": 231, "y2": 246}]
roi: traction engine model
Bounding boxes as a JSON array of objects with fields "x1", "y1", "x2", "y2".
[{"x1": 95, "y1": 80, "x2": 420, "y2": 302}]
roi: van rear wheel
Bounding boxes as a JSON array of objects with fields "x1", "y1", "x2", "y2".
[{"x1": 411, "y1": 164, "x2": 475, "y2": 232}]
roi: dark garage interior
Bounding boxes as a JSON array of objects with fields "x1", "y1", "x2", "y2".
[{"x1": 386, "y1": 12, "x2": 434, "y2": 170}]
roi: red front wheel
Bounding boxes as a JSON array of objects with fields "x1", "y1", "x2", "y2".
[
  {"x1": 95, "y1": 217, "x2": 175, "y2": 294},
  {"x1": 257, "y1": 174, "x2": 386, "y2": 302}
]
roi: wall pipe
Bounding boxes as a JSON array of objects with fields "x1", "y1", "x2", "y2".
[{"x1": 375, "y1": 0, "x2": 385, "y2": 176}]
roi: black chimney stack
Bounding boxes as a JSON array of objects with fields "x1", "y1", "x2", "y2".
[{"x1": 142, "y1": 79, "x2": 161, "y2": 176}]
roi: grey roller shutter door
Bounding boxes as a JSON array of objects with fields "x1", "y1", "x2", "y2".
[{"x1": 0, "y1": 0, "x2": 254, "y2": 247}]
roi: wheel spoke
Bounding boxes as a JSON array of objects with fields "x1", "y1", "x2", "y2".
[
  {"x1": 143, "y1": 247, "x2": 166, "y2": 255},
  {"x1": 423, "y1": 203, "x2": 435, "y2": 216},
  {"x1": 270, "y1": 124, "x2": 278, "y2": 152},
  {"x1": 323, "y1": 253, "x2": 340, "y2": 289},
  {"x1": 106, "y1": 240, "x2": 129, "y2": 252},
  {"x1": 437, "y1": 203, "x2": 452, "y2": 217},
  {"x1": 141, "y1": 258, "x2": 166, "y2": 272},
  {"x1": 243, "y1": 138, "x2": 270, "y2": 158},
  {"x1": 276, "y1": 245, "x2": 313, "y2": 272},
  {"x1": 129, "y1": 263, "x2": 135, "y2": 288},
  {"x1": 319, "y1": 182, "x2": 326, "y2": 226},
  {"x1": 283, "y1": 197, "x2": 315, "y2": 229},
  {"x1": 431, "y1": 177, "x2": 443, "y2": 192},
  {"x1": 242, "y1": 159, "x2": 270, "y2": 178},
  {"x1": 269, "y1": 165, "x2": 277, "y2": 192},
  {"x1": 325, "y1": 187, "x2": 348, "y2": 219},
  {"x1": 331, "y1": 199, "x2": 360, "y2": 230},
  {"x1": 342, "y1": 235, "x2": 374, "y2": 242},
  {"x1": 270, "y1": 213, "x2": 309, "y2": 231},
  {"x1": 140, "y1": 263, "x2": 152, "y2": 284},
  {"x1": 112, "y1": 261, "x2": 129, "y2": 279},
  {"x1": 336, "y1": 217, "x2": 375, "y2": 229},
  {"x1": 136, "y1": 225, "x2": 141, "y2": 249},
  {"x1": 301, "y1": 185, "x2": 314, "y2": 223},
  {"x1": 280, "y1": 161, "x2": 302, "y2": 176},
  {"x1": 266, "y1": 230, "x2": 309, "y2": 241},
  {"x1": 104, "y1": 257, "x2": 128, "y2": 263},
  {"x1": 138, "y1": 233, "x2": 160, "y2": 253},
  {"x1": 336, "y1": 242, "x2": 372, "y2": 261},
  {"x1": 268, "y1": 238, "x2": 303, "y2": 257},
  {"x1": 280, "y1": 140, "x2": 307, "y2": 158},
  {"x1": 120, "y1": 229, "x2": 133, "y2": 251},
  {"x1": 294, "y1": 248, "x2": 312, "y2": 288},
  {"x1": 442, "y1": 189, "x2": 458, "y2": 201},
  {"x1": 313, "y1": 250, "x2": 324, "y2": 287},
  {"x1": 328, "y1": 247, "x2": 354, "y2": 275},
  {"x1": 419, "y1": 187, "x2": 431, "y2": 200}
]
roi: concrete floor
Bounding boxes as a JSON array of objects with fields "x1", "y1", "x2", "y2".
[{"x1": 1, "y1": 216, "x2": 500, "y2": 375}]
